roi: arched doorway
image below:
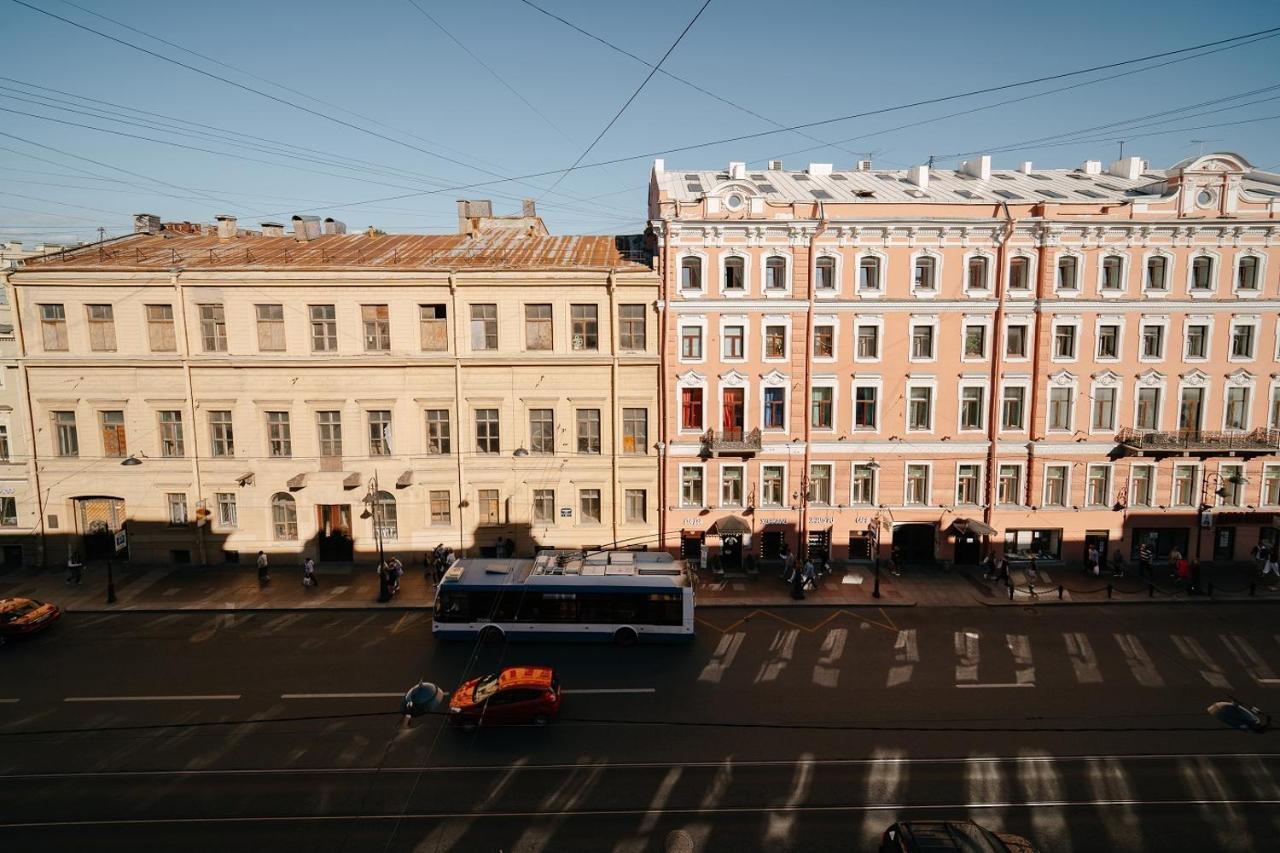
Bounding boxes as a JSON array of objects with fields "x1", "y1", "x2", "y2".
[
  {"x1": 892, "y1": 523, "x2": 936, "y2": 566},
  {"x1": 73, "y1": 496, "x2": 127, "y2": 560}
]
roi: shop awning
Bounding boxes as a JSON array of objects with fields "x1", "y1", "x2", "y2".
[
  {"x1": 949, "y1": 517, "x2": 998, "y2": 537},
  {"x1": 713, "y1": 515, "x2": 751, "y2": 536}
]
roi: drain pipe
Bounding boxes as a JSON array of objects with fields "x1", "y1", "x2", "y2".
[
  {"x1": 657, "y1": 219, "x2": 671, "y2": 554},
  {"x1": 982, "y1": 203, "x2": 1016, "y2": 541},
  {"x1": 799, "y1": 203, "x2": 829, "y2": 559},
  {"x1": 607, "y1": 268, "x2": 619, "y2": 549},
  {"x1": 4, "y1": 270, "x2": 47, "y2": 566}
]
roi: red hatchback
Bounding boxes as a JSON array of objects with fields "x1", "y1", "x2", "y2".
[
  {"x1": 0, "y1": 597, "x2": 61, "y2": 640},
  {"x1": 448, "y1": 666, "x2": 562, "y2": 730}
]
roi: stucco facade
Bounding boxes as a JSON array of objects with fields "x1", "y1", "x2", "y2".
[{"x1": 651, "y1": 153, "x2": 1280, "y2": 571}]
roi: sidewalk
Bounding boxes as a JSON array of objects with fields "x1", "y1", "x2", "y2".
[{"x1": 2, "y1": 559, "x2": 1277, "y2": 613}]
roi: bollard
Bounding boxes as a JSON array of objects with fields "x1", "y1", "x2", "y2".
[
  {"x1": 1148, "y1": 583, "x2": 1154, "y2": 598},
  {"x1": 1009, "y1": 582, "x2": 1015, "y2": 601},
  {"x1": 1107, "y1": 583, "x2": 1113, "y2": 599},
  {"x1": 1058, "y1": 585, "x2": 1064, "y2": 600}
]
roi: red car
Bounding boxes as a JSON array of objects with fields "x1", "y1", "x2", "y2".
[
  {"x1": 0, "y1": 597, "x2": 61, "y2": 640},
  {"x1": 448, "y1": 666, "x2": 562, "y2": 730}
]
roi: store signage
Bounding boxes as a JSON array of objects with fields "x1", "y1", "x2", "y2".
[
  {"x1": 560, "y1": 506, "x2": 573, "y2": 518},
  {"x1": 809, "y1": 516, "x2": 834, "y2": 525},
  {"x1": 1213, "y1": 512, "x2": 1275, "y2": 525},
  {"x1": 682, "y1": 517, "x2": 704, "y2": 526}
]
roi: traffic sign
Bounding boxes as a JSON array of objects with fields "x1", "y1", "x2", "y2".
[{"x1": 114, "y1": 529, "x2": 127, "y2": 553}]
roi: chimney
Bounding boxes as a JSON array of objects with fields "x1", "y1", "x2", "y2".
[
  {"x1": 653, "y1": 158, "x2": 665, "y2": 175},
  {"x1": 215, "y1": 215, "x2": 237, "y2": 241},
  {"x1": 907, "y1": 164, "x2": 929, "y2": 191},
  {"x1": 1107, "y1": 156, "x2": 1143, "y2": 180},
  {"x1": 260, "y1": 222, "x2": 285, "y2": 238},
  {"x1": 769, "y1": 160, "x2": 784, "y2": 170},
  {"x1": 133, "y1": 213, "x2": 160, "y2": 235},
  {"x1": 727, "y1": 161, "x2": 746, "y2": 179},
  {"x1": 323, "y1": 217, "x2": 347, "y2": 235},
  {"x1": 1019, "y1": 161, "x2": 1034, "y2": 175},
  {"x1": 855, "y1": 159, "x2": 872, "y2": 172},
  {"x1": 1081, "y1": 160, "x2": 1103, "y2": 175},
  {"x1": 521, "y1": 199, "x2": 536, "y2": 218},
  {"x1": 806, "y1": 163, "x2": 832, "y2": 176},
  {"x1": 456, "y1": 199, "x2": 493, "y2": 236},
  {"x1": 960, "y1": 155, "x2": 992, "y2": 181},
  {"x1": 291, "y1": 215, "x2": 322, "y2": 241}
]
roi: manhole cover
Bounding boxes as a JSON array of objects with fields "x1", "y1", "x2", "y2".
[{"x1": 665, "y1": 829, "x2": 695, "y2": 853}]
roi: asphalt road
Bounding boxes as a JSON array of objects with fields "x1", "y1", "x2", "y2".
[{"x1": 2, "y1": 605, "x2": 1279, "y2": 852}]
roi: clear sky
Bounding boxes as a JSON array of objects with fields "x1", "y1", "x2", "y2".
[{"x1": 2, "y1": 0, "x2": 1279, "y2": 244}]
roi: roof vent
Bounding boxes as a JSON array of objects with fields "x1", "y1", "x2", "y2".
[
  {"x1": 768, "y1": 160, "x2": 784, "y2": 170},
  {"x1": 806, "y1": 163, "x2": 832, "y2": 176},
  {"x1": 322, "y1": 217, "x2": 347, "y2": 235},
  {"x1": 727, "y1": 161, "x2": 746, "y2": 179},
  {"x1": 653, "y1": 158, "x2": 665, "y2": 174},
  {"x1": 133, "y1": 213, "x2": 160, "y2": 235},
  {"x1": 1081, "y1": 160, "x2": 1103, "y2": 175},
  {"x1": 215, "y1": 215, "x2": 237, "y2": 241},
  {"x1": 1019, "y1": 161, "x2": 1034, "y2": 174},
  {"x1": 907, "y1": 164, "x2": 929, "y2": 192},
  {"x1": 856, "y1": 159, "x2": 872, "y2": 172},
  {"x1": 260, "y1": 222, "x2": 285, "y2": 238},
  {"x1": 960, "y1": 155, "x2": 992, "y2": 181},
  {"x1": 1106, "y1": 156, "x2": 1143, "y2": 180},
  {"x1": 291, "y1": 215, "x2": 322, "y2": 241}
]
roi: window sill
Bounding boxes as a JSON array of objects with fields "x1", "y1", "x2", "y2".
[
  {"x1": 911, "y1": 289, "x2": 938, "y2": 299},
  {"x1": 720, "y1": 290, "x2": 748, "y2": 298},
  {"x1": 1233, "y1": 289, "x2": 1262, "y2": 299},
  {"x1": 1188, "y1": 289, "x2": 1215, "y2": 299},
  {"x1": 1099, "y1": 290, "x2": 1126, "y2": 298},
  {"x1": 1054, "y1": 290, "x2": 1080, "y2": 298},
  {"x1": 1142, "y1": 290, "x2": 1169, "y2": 298},
  {"x1": 856, "y1": 289, "x2": 883, "y2": 299}
]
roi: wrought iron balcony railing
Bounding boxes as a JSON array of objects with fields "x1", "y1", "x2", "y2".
[
  {"x1": 702, "y1": 427, "x2": 763, "y2": 456},
  {"x1": 1115, "y1": 427, "x2": 1280, "y2": 455}
]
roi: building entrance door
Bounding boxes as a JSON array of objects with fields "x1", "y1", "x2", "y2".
[
  {"x1": 1214, "y1": 526, "x2": 1236, "y2": 561},
  {"x1": 719, "y1": 535, "x2": 743, "y2": 572},
  {"x1": 759, "y1": 529, "x2": 784, "y2": 560},
  {"x1": 316, "y1": 504, "x2": 353, "y2": 562},
  {"x1": 721, "y1": 388, "x2": 744, "y2": 442},
  {"x1": 954, "y1": 533, "x2": 981, "y2": 566},
  {"x1": 1084, "y1": 530, "x2": 1110, "y2": 570},
  {"x1": 75, "y1": 497, "x2": 126, "y2": 560},
  {"x1": 893, "y1": 523, "x2": 936, "y2": 565}
]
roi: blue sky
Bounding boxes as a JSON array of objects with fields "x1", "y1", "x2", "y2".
[{"x1": 2, "y1": 0, "x2": 1279, "y2": 243}]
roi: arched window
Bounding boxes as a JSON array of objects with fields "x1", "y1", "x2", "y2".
[
  {"x1": 966, "y1": 256, "x2": 989, "y2": 290},
  {"x1": 271, "y1": 493, "x2": 297, "y2": 540},
  {"x1": 1191, "y1": 255, "x2": 1214, "y2": 291},
  {"x1": 764, "y1": 256, "x2": 788, "y2": 291},
  {"x1": 680, "y1": 256, "x2": 702, "y2": 291},
  {"x1": 1101, "y1": 255, "x2": 1124, "y2": 291},
  {"x1": 1145, "y1": 254, "x2": 1169, "y2": 291},
  {"x1": 858, "y1": 255, "x2": 881, "y2": 291},
  {"x1": 913, "y1": 256, "x2": 936, "y2": 291},
  {"x1": 1056, "y1": 255, "x2": 1078, "y2": 290},
  {"x1": 1009, "y1": 256, "x2": 1030, "y2": 291},
  {"x1": 723, "y1": 256, "x2": 744, "y2": 292},
  {"x1": 373, "y1": 490, "x2": 398, "y2": 540},
  {"x1": 814, "y1": 256, "x2": 836, "y2": 290},
  {"x1": 1237, "y1": 255, "x2": 1260, "y2": 291}
]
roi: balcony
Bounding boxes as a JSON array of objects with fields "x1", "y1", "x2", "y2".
[
  {"x1": 702, "y1": 428, "x2": 762, "y2": 457},
  {"x1": 1114, "y1": 427, "x2": 1280, "y2": 458}
]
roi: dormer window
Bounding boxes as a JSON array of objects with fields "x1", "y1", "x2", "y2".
[
  {"x1": 681, "y1": 256, "x2": 703, "y2": 291},
  {"x1": 913, "y1": 256, "x2": 936, "y2": 291},
  {"x1": 725, "y1": 193, "x2": 745, "y2": 211},
  {"x1": 815, "y1": 256, "x2": 836, "y2": 290},
  {"x1": 723, "y1": 256, "x2": 744, "y2": 291},
  {"x1": 764, "y1": 256, "x2": 787, "y2": 291}
]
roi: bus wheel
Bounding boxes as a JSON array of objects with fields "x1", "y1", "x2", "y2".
[
  {"x1": 614, "y1": 627, "x2": 638, "y2": 647},
  {"x1": 479, "y1": 625, "x2": 504, "y2": 644}
]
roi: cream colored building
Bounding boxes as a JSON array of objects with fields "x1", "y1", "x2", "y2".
[{"x1": 3, "y1": 207, "x2": 659, "y2": 566}]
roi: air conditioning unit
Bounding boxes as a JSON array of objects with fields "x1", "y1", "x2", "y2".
[
  {"x1": 857, "y1": 160, "x2": 873, "y2": 172},
  {"x1": 768, "y1": 160, "x2": 784, "y2": 170}
]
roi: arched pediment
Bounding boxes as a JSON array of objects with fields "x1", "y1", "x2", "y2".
[
  {"x1": 760, "y1": 369, "x2": 789, "y2": 387},
  {"x1": 1180, "y1": 369, "x2": 1210, "y2": 387},
  {"x1": 1169, "y1": 152, "x2": 1252, "y2": 175},
  {"x1": 676, "y1": 370, "x2": 706, "y2": 386},
  {"x1": 1137, "y1": 369, "x2": 1166, "y2": 387}
]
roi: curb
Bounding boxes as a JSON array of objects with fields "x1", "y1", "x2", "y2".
[
  {"x1": 980, "y1": 596, "x2": 1280, "y2": 607},
  {"x1": 64, "y1": 604, "x2": 431, "y2": 614},
  {"x1": 696, "y1": 599, "x2": 917, "y2": 609}
]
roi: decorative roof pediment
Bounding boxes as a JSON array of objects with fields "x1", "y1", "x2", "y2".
[
  {"x1": 1092, "y1": 370, "x2": 1122, "y2": 387},
  {"x1": 1048, "y1": 369, "x2": 1077, "y2": 387},
  {"x1": 1180, "y1": 369, "x2": 1210, "y2": 387},
  {"x1": 1136, "y1": 369, "x2": 1166, "y2": 387},
  {"x1": 760, "y1": 369, "x2": 789, "y2": 387},
  {"x1": 676, "y1": 370, "x2": 706, "y2": 386}
]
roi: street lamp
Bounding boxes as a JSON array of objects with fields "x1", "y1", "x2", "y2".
[
  {"x1": 361, "y1": 472, "x2": 387, "y2": 568},
  {"x1": 109, "y1": 455, "x2": 144, "y2": 602},
  {"x1": 868, "y1": 461, "x2": 882, "y2": 599},
  {"x1": 1195, "y1": 471, "x2": 1248, "y2": 563}
]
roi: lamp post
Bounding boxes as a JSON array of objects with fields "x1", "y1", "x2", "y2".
[
  {"x1": 363, "y1": 472, "x2": 386, "y2": 568},
  {"x1": 1195, "y1": 471, "x2": 1248, "y2": 564},
  {"x1": 867, "y1": 461, "x2": 882, "y2": 598},
  {"x1": 109, "y1": 455, "x2": 143, "y2": 603}
]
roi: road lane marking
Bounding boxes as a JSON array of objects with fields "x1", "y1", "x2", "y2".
[
  {"x1": 1065, "y1": 632, "x2": 1103, "y2": 684},
  {"x1": 63, "y1": 695, "x2": 241, "y2": 702},
  {"x1": 280, "y1": 693, "x2": 403, "y2": 699},
  {"x1": 0, "y1": 699, "x2": 20, "y2": 704},
  {"x1": 560, "y1": 688, "x2": 655, "y2": 695},
  {"x1": 813, "y1": 628, "x2": 847, "y2": 688},
  {"x1": 1220, "y1": 634, "x2": 1279, "y2": 685},
  {"x1": 955, "y1": 630, "x2": 980, "y2": 685},
  {"x1": 1115, "y1": 633, "x2": 1164, "y2": 688},
  {"x1": 1007, "y1": 633, "x2": 1035, "y2": 687},
  {"x1": 1173, "y1": 635, "x2": 1231, "y2": 689},
  {"x1": 956, "y1": 683, "x2": 1035, "y2": 689},
  {"x1": 698, "y1": 631, "x2": 744, "y2": 683},
  {"x1": 887, "y1": 629, "x2": 918, "y2": 688},
  {"x1": 755, "y1": 629, "x2": 798, "y2": 683}
]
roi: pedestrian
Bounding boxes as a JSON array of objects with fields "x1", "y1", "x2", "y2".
[
  {"x1": 802, "y1": 559, "x2": 817, "y2": 591},
  {"x1": 389, "y1": 556, "x2": 404, "y2": 595},
  {"x1": 980, "y1": 552, "x2": 995, "y2": 580},
  {"x1": 303, "y1": 557, "x2": 318, "y2": 588},
  {"x1": 1262, "y1": 552, "x2": 1280, "y2": 581},
  {"x1": 1175, "y1": 554, "x2": 1190, "y2": 586},
  {"x1": 890, "y1": 545, "x2": 903, "y2": 577},
  {"x1": 1168, "y1": 546, "x2": 1183, "y2": 579},
  {"x1": 1253, "y1": 542, "x2": 1271, "y2": 574},
  {"x1": 256, "y1": 550, "x2": 270, "y2": 585},
  {"x1": 377, "y1": 561, "x2": 391, "y2": 602},
  {"x1": 781, "y1": 547, "x2": 795, "y2": 583},
  {"x1": 1025, "y1": 556, "x2": 1040, "y2": 599},
  {"x1": 992, "y1": 552, "x2": 1010, "y2": 584},
  {"x1": 1138, "y1": 541, "x2": 1153, "y2": 580},
  {"x1": 790, "y1": 560, "x2": 805, "y2": 600},
  {"x1": 1110, "y1": 551, "x2": 1126, "y2": 578},
  {"x1": 65, "y1": 550, "x2": 83, "y2": 585},
  {"x1": 1085, "y1": 544, "x2": 1100, "y2": 577}
]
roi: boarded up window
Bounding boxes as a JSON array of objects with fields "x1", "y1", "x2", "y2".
[
  {"x1": 100, "y1": 410, "x2": 126, "y2": 457},
  {"x1": 525, "y1": 304, "x2": 553, "y2": 350},
  {"x1": 256, "y1": 304, "x2": 285, "y2": 351},
  {"x1": 86, "y1": 305, "x2": 116, "y2": 351},
  {"x1": 419, "y1": 304, "x2": 447, "y2": 351},
  {"x1": 146, "y1": 304, "x2": 176, "y2": 352}
]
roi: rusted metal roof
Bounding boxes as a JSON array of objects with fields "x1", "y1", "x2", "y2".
[{"x1": 19, "y1": 230, "x2": 652, "y2": 272}]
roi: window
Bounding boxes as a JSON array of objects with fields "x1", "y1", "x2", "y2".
[
  {"x1": 419, "y1": 304, "x2": 448, "y2": 351},
  {"x1": 764, "y1": 256, "x2": 787, "y2": 290},
  {"x1": 1173, "y1": 464, "x2": 1198, "y2": 506},
  {"x1": 310, "y1": 304, "x2": 337, "y2": 352},
  {"x1": 906, "y1": 464, "x2": 930, "y2": 505},
  {"x1": 1056, "y1": 255, "x2": 1078, "y2": 291},
  {"x1": 1262, "y1": 465, "x2": 1280, "y2": 507},
  {"x1": 1097, "y1": 324, "x2": 1119, "y2": 359},
  {"x1": 967, "y1": 256, "x2": 989, "y2": 290},
  {"x1": 1101, "y1": 255, "x2": 1124, "y2": 290},
  {"x1": 41, "y1": 409, "x2": 72, "y2": 460},
  {"x1": 146, "y1": 304, "x2": 176, "y2": 352},
  {"x1": 316, "y1": 410, "x2": 342, "y2": 457},
  {"x1": 1219, "y1": 464, "x2": 1245, "y2": 507},
  {"x1": 39, "y1": 304, "x2": 67, "y2": 351},
  {"x1": 475, "y1": 408, "x2": 500, "y2": 453},
  {"x1": 86, "y1": 305, "x2": 116, "y2": 351},
  {"x1": 166, "y1": 493, "x2": 188, "y2": 526},
  {"x1": 963, "y1": 324, "x2": 987, "y2": 358},
  {"x1": 1272, "y1": 386, "x2": 1280, "y2": 430},
  {"x1": 518, "y1": 304, "x2": 552, "y2": 351},
  {"x1": 1131, "y1": 465, "x2": 1155, "y2": 507},
  {"x1": 199, "y1": 304, "x2": 227, "y2": 352},
  {"x1": 722, "y1": 324, "x2": 745, "y2": 359},
  {"x1": 764, "y1": 325, "x2": 786, "y2": 358},
  {"x1": 522, "y1": 408, "x2": 552, "y2": 454},
  {"x1": 1043, "y1": 465, "x2": 1068, "y2": 507},
  {"x1": 761, "y1": 465, "x2": 785, "y2": 506},
  {"x1": 1185, "y1": 324, "x2": 1208, "y2": 359},
  {"x1": 1001, "y1": 386, "x2": 1026, "y2": 430},
  {"x1": 1092, "y1": 387, "x2": 1117, "y2": 431},
  {"x1": 1008, "y1": 256, "x2": 1030, "y2": 291},
  {"x1": 763, "y1": 386, "x2": 786, "y2": 429},
  {"x1": 959, "y1": 386, "x2": 985, "y2": 430},
  {"x1": 478, "y1": 489, "x2": 500, "y2": 525},
  {"x1": 1225, "y1": 387, "x2": 1249, "y2": 431},
  {"x1": 813, "y1": 325, "x2": 834, "y2": 358},
  {"x1": 1005, "y1": 324, "x2": 1028, "y2": 358},
  {"x1": 618, "y1": 407, "x2": 648, "y2": 455},
  {"x1": 856, "y1": 324, "x2": 879, "y2": 359},
  {"x1": 997, "y1": 464, "x2": 1022, "y2": 505},
  {"x1": 721, "y1": 466, "x2": 744, "y2": 507},
  {"x1": 907, "y1": 386, "x2": 932, "y2": 430},
  {"x1": 624, "y1": 489, "x2": 647, "y2": 524},
  {"x1": 854, "y1": 385, "x2": 877, "y2": 430},
  {"x1": 619, "y1": 304, "x2": 646, "y2": 350},
  {"x1": 430, "y1": 490, "x2": 452, "y2": 525},
  {"x1": 1191, "y1": 255, "x2": 1214, "y2": 290},
  {"x1": 1145, "y1": 256, "x2": 1168, "y2": 291},
  {"x1": 359, "y1": 305, "x2": 390, "y2": 351},
  {"x1": 0, "y1": 496, "x2": 15, "y2": 527},
  {"x1": 152, "y1": 409, "x2": 184, "y2": 457},
  {"x1": 815, "y1": 256, "x2": 836, "y2": 290},
  {"x1": 1053, "y1": 325, "x2": 1077, "y2": 359},
  {"x1": 681, "y1": 256, "x2": 703, "y2": 290},
  {"x1": 910, "y1": 324, "x2": 935, "y2": 359},
  {"x1": 0, "y1": 425, "x2": 8, "y2": 462},
  {"x1": 1086, "y1": 464, "x2": 1111, "y2": 506},
  {"x1": 100, "y1": 410, "x2": 126, "y2": 457},
  {"x1": 532, "y1": 489, "x2": 555, "y2": 524},
  {"x1": 368, "y1": 410, "x2": 392, "y2": 455},
  {"x1": 470, "y1": 304, "x2": 497, "y2": 351},
  {"x1": 680, "y1": 325, "x2": 702, "y2": 359},
  {"x1": 216, "y1": 492, "x2": 237, "y2": 528},
  {"x1": 807, "y1": 464, "x2": 833, "y2": 505},
  {"x1": 1179, "y1": 387, "x2": 1204, "y2": 431},
  {"x1": 1141, "y1": 324, "x2": 1164, "y2": 359},
  {"x1": 1004, "y1": 529, "x2": 1062, "y2": 560},
  {"x1": 576, "y1": 408, "x2": 601, "y2": 454},
  {"x1": 570, "y1": 305, "x2": 599, "y2": 351},
  {"x1": 265, "y1": 411, "x2": 289, "y2": 458},
  {"x1": 1136, "y1": 388, "x2": 1161, "y2": 431},
  {"x1": 1237, "y1": 255, "x2": 1260, "y2": 291},
  {"x1": 681, "y1": 388, "x2": 703, "y2": 430},
  {"x1": 425, "y1": 409, "x2": 450, "y2": 454},
  {"x1": 811, "y1": 387, "x2": 833, "y2": 429},
  {"x1": 579, "y1": 489, "x2": 602, "y2": 523},
  {"x1": 858, "y1": 256, "x2": 881, "y2": 291},
  {"x1": 913, "y1": 256, "x2": 936, "y2": 290},
  {"x1": 680, "y1": 466, "x2": 704, "y2": 507},
  {"x1": 722, "y1": 256, "x2": 744, "y2": 291},
  {"x1": 256, "y1": 304, "x2": 285, "y2": 351},
  {"x1": 1048, "y1": 387, "x2": 1073, "y2": 431},
  {"x1": 209, "y1": 409, "x2": 238, "y2": 455},
  {"x1": 271, "y1": 493, "x2": 298, "y2": 540},
  {"x1": 1230, "y1": 324, "x2": 1255, "y2": 359},
  {"x1": 956, "y1": 463, "x2": 981, "y2": 505}
]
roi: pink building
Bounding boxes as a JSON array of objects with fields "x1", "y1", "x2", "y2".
[{"x1": 650, "y1": 152, "x2": 1280, "y2": 572}]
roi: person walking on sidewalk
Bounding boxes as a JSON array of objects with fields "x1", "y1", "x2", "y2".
[
  {"x1": 388, "y1": 556, "x2": 404, "y2": 596},
  {"x1": 890, "y1": 545, "x2": 903, "y2": 577},
  {"x1": 802, "y1": 559, "x2": 817, "y2": 592},
  {"x1": 1138, "y1": 541, "x2": 1153, "y2": 580},
  {"x1": 1262, "y1": 551, "x2": 1280, "y2": 582},
  {"x1": 1167, "y1": 546, "x2": 1183, "y2": 580},
  {"x1": 1110, "y1": 551, "x2": 1126, "y2": 578},
  {"x1": 256, "y1": 551, "x2": 270, "y2": 585},
  {"x1": 780, "y1": 545, "x2": 795, "y2": 583},
  {"x1": 1025, "y1": 557, "x2": 1040, "y2": 599},
  {"x1": 303, "y1": 557, "x2": 318, "y2": 588},
  {"x1": 790, "y1": 560, "x2": 806, "y2": 600},
  {"x1": 65, "y1": 551, "x2": 83, "y2": 585},
  {"x1": 1085, "y1": 544, "x2": 1100, "y2": 577}
]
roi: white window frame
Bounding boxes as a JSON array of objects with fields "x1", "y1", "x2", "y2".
[
  {"x1": 1228, "y1": 317, "x2": 1259, "y2": 363},
  {"x1": 1186, "y1": 249, "x2": 1219, "y2": 296},
  {"x1": 1094, "y1": 315, "x2": 1124, "y2": 362},
  {"x1": 810, "y1": 378, "x2": 838, "y2": 433},
  {"x1": 954, "y1": 461, "x2": 984, "y2": 507},
  {"x1": 853, "y1": 315, "x2": 883, "y2": 363},
  {"x1": 760, "y1": 251, "x2": 794, "y2": 298},
  {"x1": 760, "y1": 315, "x2": 792, "y2": 363},
  {"x1": 759, "y1": 462, "x2": 788, "y2": 508},
  {"x1": 718, "y1": 315, "x2": 749, "y2": 364},
  {"x1": 962, "y1": 249, "x2": 995, "y2": 295},
  {"x1": 1217, "y1": 461, "x2": 1247, "y2": 508},
  {"x1": 1232, "y1": 250, "x2": 1265, "y2": 297},
  {"x1": 998, "y1": 377, "x2": 1031, "y2": 433},
  {"x1": 813, "y1": 251, "x2": 841, "y2": 297},
  {"x1": 1260, "y1": 463, "x2": 1280, "y2": 508},
  {"x1": 1133, "y1": 371, "x2": 1166, "y2": 432},
  {"x1": 1088, "y1": 372, "x2": 1122, "y2": 436},
  {"x1": 1046, "y1": 372, "x2": 1078, "y2": 434},
  {"x1": 996, "y1": 461, "x2": 1026, "y2": 507},
  {"x1": 1269, "y1": 381, "x2": 1280, "y2": 431},
  {"x1": 1002, "y1": 316, "x2": 1033, "y2": 363},
  {"x1": 1221, "y1": 373, "x2": 1254, "y2": 432},
  {"x1": 854, "y1": 249, "x2": 886, "y2": 298},
  {"x1": 717, "y1": 251, "x2": 749, "y2": 298},
  {"x1": 1182, "y1": 315, "x2": 1213, "y2": 362},
  {"x1": 807, "y1": 461, "x2": 835, "y2": 506},
  {"x1": 957, "y1": 377, "x2": 989, "y2": 434},
  {"x1": 850, "y1": 460, "x2": 878, "y2": 506},
  {"x1": 905, "y1": 375, "x2": 937, "y2": 433},
  {"x1": 903, "y1": 461, "x2": 933, "y2": 507},
  {"x1": 1176, "y1": 373, "x2": 1211, "y2": 433},
  {"x1": 1171, "y1": 462, "x2": 1202, "y2": 508},
  {"x1": 1006, "y1": 249, "x2": 1037, "y2": 298},
  {"x1": 960, "y1": 315, "x2": 992, "y2": 362},
  {"x1": 1041, "y1": 463, "x2": 1071, "y2": 509},
  {"x1": 676, "y1": 370, "x2": 709, "y2": 434},
  {"x1": 908, "y1": 315, "x2": 939, "y2": 364},
  {"x1": 1053, "y1": 249, "x2": 1083, "y2": 296},
  {"x1": 759, "y1": 370, "x2": 790, "y2": 432},
  {"x1": 851, "y1": 373, "x2": 882, "y2": 432},
  {"x1": 677, "y1": 315, "x2": 707, "y2": 364},
  {"x1": 678, "y1": 251, "x2": 708, "y2": 295},
  {"x1": 719, "y1": 463, "x2": 746, "y2": 509},
  {"x1": 1050, "y1": 315, "x2": 1081, "y2": 363},
  {"x1": 1084, "y1": 463, "x2": 1113, "y2": 508},
  {"x1": 1097, "y1": 251, "x2": 1129, "y2": 296},
  {"x1": 679, "y1": 464, "x2": 705, "y2": 509},
  {"x1": 811, "y1": 315, "x2": 839, "y2": 364},
  {"x1": 1141, "y1": 249, "x2": 1174, "y2": 296},
  {"x1": 1138, "y1": 316, "x2": 1169, "y2": 363},
  {"x1": 909, "y1": 248, "x2": 942, "y2": 299},
  {"x1": 1128, "y1": 463, "x2": 1157, "y2": 509}
]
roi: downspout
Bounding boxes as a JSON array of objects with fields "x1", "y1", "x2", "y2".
[
  {"x1": 607, "y1": 268, "x2": 619, "y2": 549},
  {"x1": 4, "y1": 270, "x2": 47, "y2": 566},
  {"x1": 799, "y1": 203, "x2": 829, "y2": 558},
  {"x1": 172, "y1": 270, "x2": 207, "y2": 566},
  {"x1": 983, "y1": 203, "x2": 1015, "y2": 538},
  {"x1": 657, "y1": 218, "x2": 671, "y2": 553},
  {"x1": 449, "y1": 271, "x2": 465, "y2": 554},
  {"x1": 1027, "y1": 214, "x2": 1053, "y2": 505}
]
